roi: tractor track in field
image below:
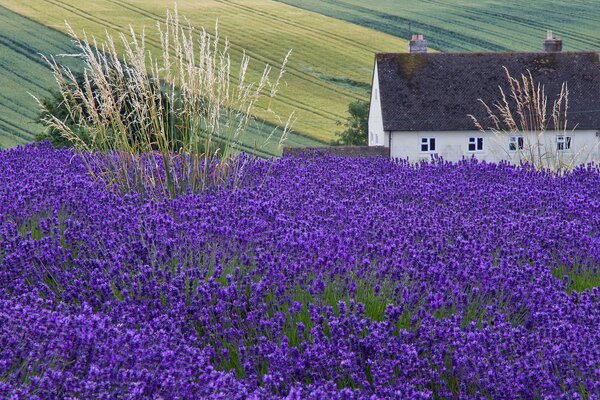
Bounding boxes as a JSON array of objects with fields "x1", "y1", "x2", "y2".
[
  {"x1": 0, "y1": 34, "x2": 56, "y2": 72},
  {"x1": 0, "y1": 5, "x2": 77, "y2": 144},
  {"x1": 277, "y1": 0, "x2": 508, "y2": 51},
  {"x1": 104, "y1": 0, "x2": 366, "y2": 109},
  {"x1": 39, "y1": 0, "x2": 348, "y2": 127},
  {"x1": 281, "y1": 0, "x2": 600, "y2": 52},
  {"x1": 0, "y1": 116, "x2": 36, "y2": 142},
  {"x1": 107, "y1": 0, "x2": 367, "y2": 101},
  {"x1": 0, "y1": 5, "x2": 79, "y2": 56},
  {"x1": 0, "y1": 58, "x2": 50, "y2": 94},
  {"x1": 0, "y1": 92, "x2": 39, "y2": 120}
]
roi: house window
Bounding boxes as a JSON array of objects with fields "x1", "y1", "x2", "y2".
[
  {"x1": 468, "y1": 137, "x2": 484, "y2": 151},
  {"x1": 509, "y1": 136, "x2": 524, "y2": 151},
  {"x1": 421, "y1": 137, "x2": 436, "y2": 152},
  {"x1": 556, "y1": 135, "x2": 571, "y2": 150}
]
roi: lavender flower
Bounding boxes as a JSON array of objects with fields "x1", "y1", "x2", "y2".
[{"x1": 0, "y1": 144, "x2": 598, "y2": 398}]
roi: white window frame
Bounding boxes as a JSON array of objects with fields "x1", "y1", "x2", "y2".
[
  {"x1": 556, "y1": 135, "x2": 572, "y2": 151},
  {"x1": 509, "y1": 136, "x2": 524, "y2": 151},
  {"x1": 420, "y1": 137, "x2": 436, "y2": 153},
  {"x1": 467, "y1": 137, "x2": 484, "y2": 152}
]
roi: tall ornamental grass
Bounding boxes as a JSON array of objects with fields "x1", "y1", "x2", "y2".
[
  {"x1": 470, "y1": 67, "x2": 595, "y2": 171},
  {"x1": 36, "y1": 6, "x2": 293, "y2": 198}
]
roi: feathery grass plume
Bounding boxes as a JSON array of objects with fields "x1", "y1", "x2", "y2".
[
  {"x1": 468, "y1": 67, "x2": 593, "y2": 171},
  {"x1": 35, "y1": 5, "x2": 292, "y2": 198}
]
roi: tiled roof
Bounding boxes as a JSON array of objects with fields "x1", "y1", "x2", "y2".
[{"x1": 376, "y1": 52, "x2": 600, "y2": 131}]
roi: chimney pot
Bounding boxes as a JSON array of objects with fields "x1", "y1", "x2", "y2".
[
  {"x1": 409, "y1": 33, "x2": 428, "y2": 54},
  {"x1": 544, "y1": 30, "x2": 562, "y2": 52}
]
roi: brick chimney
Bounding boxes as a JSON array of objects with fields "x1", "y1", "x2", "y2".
[
  {"x1": 544, "y1": 30, "x2": 562, "y2": 52},
  {"x1": 408, "y1": 34, "x2": 428, "y2": 54}
]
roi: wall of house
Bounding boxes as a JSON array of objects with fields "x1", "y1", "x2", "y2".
[
  {"x1": 389, "y1": 130, "x2": 600, "y2": 165},
  {"x1": 368, "y1": 62, "x2": 385, "y2": 147}
]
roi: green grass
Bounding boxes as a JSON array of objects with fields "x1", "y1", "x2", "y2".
[
  {"x1": 275, "y1": 0, "x2": 600, "y2": 53},
  {"x1": 553, "y1": 264, "x2": 600, "y2": 293},
  {"x1": 0, "y1": 0, "x2": 409, "y2": 148}
]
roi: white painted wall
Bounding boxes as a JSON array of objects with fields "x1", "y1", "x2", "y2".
[
  {"x1": 389, "y1": 130, "x2": 600, "y2": 165},
  {"x1": 368, "y1": 62, "x2": 385, "y2": 147}
]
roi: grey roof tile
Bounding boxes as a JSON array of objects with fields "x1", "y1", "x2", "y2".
[{"x1": 376, "y1": 52, "x2": 600, "y2": 131}]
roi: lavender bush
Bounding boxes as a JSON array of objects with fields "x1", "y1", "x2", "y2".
[{"x1": 0, "y1": 143, "x2": 598, "y2": 399}]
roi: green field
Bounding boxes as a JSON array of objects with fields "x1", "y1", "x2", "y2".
[
  {"x1": 0, "y1": 6, "x2": 82, "y2": 148},
  {"x1": 0, "y1": 0, "x2": 409, "y2": 153},
  {"x1": 276, "y1": 0, "x2": 600, "y2": 52}
]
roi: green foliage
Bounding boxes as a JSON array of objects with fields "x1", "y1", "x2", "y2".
[
  {"x1": 553, "y1": 263, "x2": 600, "y2": 293},
  {"x1": 332, "y1": 100, "x2": 369, "y2": 146},
  {"x1": 35, "y1": 88, "x2": 86, "y2": 149}
]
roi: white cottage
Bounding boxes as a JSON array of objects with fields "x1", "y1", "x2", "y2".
[{"x1": 368, "y1": 33, "x2": 600, "y2": 164}]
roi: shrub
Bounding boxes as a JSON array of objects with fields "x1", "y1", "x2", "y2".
[
  {"x1": 332, "y1": 99, "x2": 369, "y2": 146},
  {"x1": 36, "y1": 72, "x2": 191, "y2": 151}
]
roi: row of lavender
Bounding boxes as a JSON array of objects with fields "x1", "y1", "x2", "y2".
[{"x1": 0, "y1": 144, "x2": 598, "y2": 399}]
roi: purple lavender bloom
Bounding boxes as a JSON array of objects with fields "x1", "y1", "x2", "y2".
[{"x1": 0, "y1": 144, "x2": 598, "y2": 398}]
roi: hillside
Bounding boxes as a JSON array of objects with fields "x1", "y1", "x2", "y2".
[
  {"x1": 0, "y1": 0, "x2": 409, "y2": 150},
  {"x1": 276, "y1": 0, "x2": 600, "y2": 52}
]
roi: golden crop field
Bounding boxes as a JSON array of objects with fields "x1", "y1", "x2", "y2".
[{"x1": 0, "y1": 0, "x2": 409, "y2": 146}]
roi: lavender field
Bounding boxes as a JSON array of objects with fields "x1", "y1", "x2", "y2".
[{"x1": 0, "y1": 144, "x2": 598, "y2": 399}]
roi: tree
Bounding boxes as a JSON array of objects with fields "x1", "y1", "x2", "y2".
[{"x1": 333, "y1": 100, "x2": 369, "y2": 146}]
